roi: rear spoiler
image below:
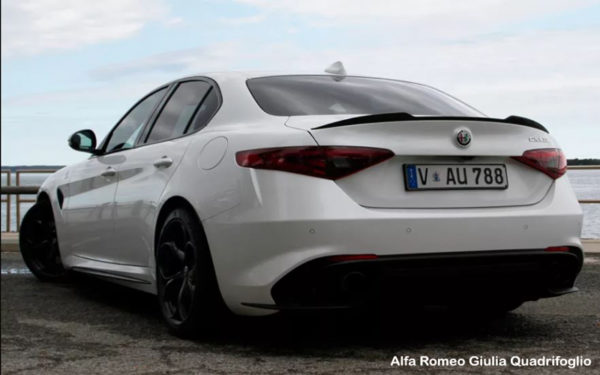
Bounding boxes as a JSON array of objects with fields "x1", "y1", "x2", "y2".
[{"x1": 312, "y1": 112, "x2": 549, "y2": 133}]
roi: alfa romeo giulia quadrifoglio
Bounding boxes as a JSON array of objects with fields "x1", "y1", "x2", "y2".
[{"x1": 20, "y1": 70, "x2": 583, "y2": 336}]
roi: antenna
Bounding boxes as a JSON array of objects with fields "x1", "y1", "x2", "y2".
[{"x1": 324, "y1": 61, "x2": 347, "y2": 76}]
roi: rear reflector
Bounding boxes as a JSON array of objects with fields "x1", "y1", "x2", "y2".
[
  {"x1": 512, "y1": 148, "x2": 566, "y2": 179},
  {"x1": 236, "y1": 146, "x2": 394, "y2": 180},
  {"x1": 328, "y1": 254, "x2": 378, "y2": 262},
  {"x1": 545, "y1": 246, "x2": 570, "y2": 252}
]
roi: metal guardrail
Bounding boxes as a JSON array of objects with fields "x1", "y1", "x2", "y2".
[
  {"x1": 1, "y1": 166, "x2": 600, "y2": 232},
  {"x1": 2, "y1": 186, "x2": 39, "y2": 194},
  {"x1": 2, "y1": 169, "x2": 58, "y2": 232},
  {"x1": 1, "y1": 170, "x2": 12, "y2": 232},
  {"x1": 16, "y1": 170, "x2": 57, "y2": 232}
]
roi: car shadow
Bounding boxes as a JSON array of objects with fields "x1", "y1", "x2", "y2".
[
  {"x1": 203, "y1": 309, "x2": 546, "y2": 355},
  {"x1": 61, "y1": 273, "x2": 559, "y2": 355}
]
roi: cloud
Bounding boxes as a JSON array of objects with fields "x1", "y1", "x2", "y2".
[
  {"x1": 163, "y1": 17, "x2": 184, "y2": 28},
  {"x1": 236, "y1": 0, "x2": 596, "y2": 38},
  {"x1": 219, "y1": 14, "x2": 266, "y2": 26},
  {"x1": 88, "y1": 43, "x2": 245, "y2": 81},
  {"x1": 236, "y1": 0, "x2": 592, "y2": 21},
  {"x1": 80, "y1": 24, "x2": 599, "y2": 157},
  {"x1": 2, "y1": 1, "x2": 599, "y2": 164},
  {"x1": 86, "y1": 26, "x2": 600, "y2": 85},
  {"x1": 1, "y1": 0, "x2": 169, "y2": 57},
  {"x1": 2, "y1": 81, "x2": 161, "y2": 107}
]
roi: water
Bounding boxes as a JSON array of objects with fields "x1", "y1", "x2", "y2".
[
  {"x1": 2, "y1": 170, "x2": 599, "y2": 237},
  {"x1": 566, "y1": 170, "x2": 600, "y2": 238}
]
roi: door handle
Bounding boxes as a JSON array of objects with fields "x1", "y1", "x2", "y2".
[
  {"x1": 100, "y1": 167, "x2": 116, "y2": 178},
  {"x1": 153, "y1": 156, "x2": 173, "y2": 169}
]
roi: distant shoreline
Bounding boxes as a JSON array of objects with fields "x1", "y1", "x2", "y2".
[
  {"x1": 1, "y1": 166, "x2": 65, "y2": 172},
  {"x1": 568, "y1": 159, "x2": 600, "y2": 166}
]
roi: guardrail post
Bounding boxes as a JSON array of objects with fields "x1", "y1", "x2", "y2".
[
  {"x1": 1, "y1": 170, "x2": 11, "y2": 232},
  {"x1": 16, "y1": 171, "x2": 21, "y2": 232}
]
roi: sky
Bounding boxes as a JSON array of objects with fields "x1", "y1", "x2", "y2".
[{"x1": 1, "y1": 0, "x2": 600, "y2": 165}]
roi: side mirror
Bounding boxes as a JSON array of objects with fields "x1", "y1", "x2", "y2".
[{"x1": 68, "y1": 129, "x2": 98, "y2": 154}]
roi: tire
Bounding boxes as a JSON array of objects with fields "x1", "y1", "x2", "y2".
[
  {"x1": 156, "y1": 206, "x2": 226, "y2": 337},
  {"x1": 19, "y1": 201, "x2": 67, "y2": 281}
]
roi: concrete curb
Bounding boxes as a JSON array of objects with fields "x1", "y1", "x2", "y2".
[
  {"x1": 1, "y1": 233, "x2": 18, "y2": 252},
  {"x1": 582, "y1": 239, "x2": 600, "y2": 253},
  {"x1": 2, "y1": 233, "x2": 599, "y2": 253}
]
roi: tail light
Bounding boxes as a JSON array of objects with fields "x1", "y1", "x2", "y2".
[
  {"x1": 512, "y1": 148, "x2": 567, "y2": 179},
  {"x1": 545, "y1": 246, "x2": 569, "y2": 252},
  {"x1": 328, "y1": 254, "x2": 378, "y2": 262},
  {"x1": 236, "y1": 146, "x2": 394, "y2": 180}
]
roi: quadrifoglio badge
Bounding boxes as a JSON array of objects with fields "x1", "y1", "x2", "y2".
[{"x1": 390, "y1": 355, "x2": 592, "y2": 369}]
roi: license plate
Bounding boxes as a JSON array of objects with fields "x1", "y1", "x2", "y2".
[{"x1": 404, "y1": 164, "x2": 508, "y2": 191}]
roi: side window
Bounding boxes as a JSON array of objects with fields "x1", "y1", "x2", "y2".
[
  {"x1": 188, "y1": 87, "x2": 219, "y2": 133},
  {"x1": 105, "y1": 88, "x2": 167, "y2": 153},
  {"x1": 146, "y1": 81, "x2": 211, "y2": 144}
]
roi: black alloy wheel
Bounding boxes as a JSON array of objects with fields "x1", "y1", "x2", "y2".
[
  {"x1": 156, "y1": 207, "x2": 225, "y2": 337},
  {"x1": 19, "y1": 201, "x2": 67, "y2": 281}
]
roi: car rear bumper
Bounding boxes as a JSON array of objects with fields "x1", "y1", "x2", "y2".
[
  {"x1": 242, "y1": 248, "x2": 583, "y2": 311},
  {"x1": 202, "y1": 173, "x2": 583, "y2": 316}
]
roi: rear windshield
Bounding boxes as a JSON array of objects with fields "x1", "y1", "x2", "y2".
[{"x1": 247, "y1": 75, "x2": 482, "y2": 117}]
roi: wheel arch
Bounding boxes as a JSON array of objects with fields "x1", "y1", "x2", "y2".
[
  {"x1": 154, "y1": 196, "x2": 206, "y2": 255},
  {"x1": 36, "y1": 191, "x2": 51, "y2": 205},
  {"x1": 35, "y1": 190, "x2": 57, "y2": 220},
  {"x1": 19, "y1": 189, "x2": 67, "y2": 281},
  {"x1": 153, "y1": 195, "x2": 229, "y2": 319},
  {"x1": 36, "y1": 189, "x2": 65, "y2": 226}
]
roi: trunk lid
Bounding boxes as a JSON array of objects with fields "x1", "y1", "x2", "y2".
[{"x1": 286, "y1": 115, "x2": 557, "y2": 208}]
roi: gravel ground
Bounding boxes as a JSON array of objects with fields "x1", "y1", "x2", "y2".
[{"x1": 2, "y1": 252, "x2": 599, "y2": 374}]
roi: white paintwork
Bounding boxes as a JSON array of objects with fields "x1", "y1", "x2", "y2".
[
  {"x1": 295, "y1": 117, "x2": 556, "y2": 208},
  {"x1": 111, "y1": 137, "x2": 191, "y2": 266},
  {"x1": 60, "y1": 154, "x2": 123, "y2": 261},
  {"x1": 38, "y1": 72, "x2": 583, "y2": 317}
]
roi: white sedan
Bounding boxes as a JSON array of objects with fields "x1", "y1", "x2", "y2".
[{"x1": 20, "y1": 70, "x2": 584, "y2": 337}]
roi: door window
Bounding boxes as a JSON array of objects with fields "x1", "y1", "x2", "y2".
[
  {"x1": 187, "y1": 87, "x2": 219, "y2": 133},
  {"x1": 104, "y1": 88, "x2": 167, "y2": 153},
  {"x1": 146, "y1": 81, "x2": 211, "y2": 144}
]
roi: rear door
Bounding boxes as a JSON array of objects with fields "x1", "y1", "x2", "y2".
[
  {"x1": 287, "y1": 116, "x2": 556, "y2": 208},
  {"x1": 111, "y1": 79, "x2": 220, "y2": 266}
]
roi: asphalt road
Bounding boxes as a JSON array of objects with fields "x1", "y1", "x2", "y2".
[{"x1": 2, "y1": 252, "x2": 599, "y2": 375}]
